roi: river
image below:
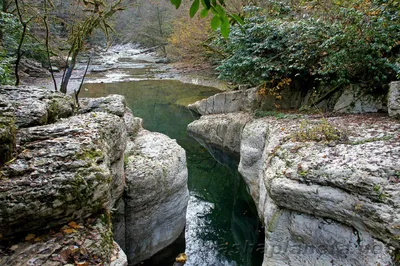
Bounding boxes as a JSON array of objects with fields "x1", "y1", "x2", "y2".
[{"x1": 77, "y1": 45, "x2": 264, "y2": 266}]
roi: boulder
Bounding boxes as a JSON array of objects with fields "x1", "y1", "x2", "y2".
[
  {"x1": 79, "y1": 94, "x2": 126, "y2": 117},
  {"x1": 123, "y1": 130, "x2": 189, "y2": 264},
  {"x1": 188, "y1": 88, "x2": 261, "y2": 115},
  {"x1": 19, "y1": 58, "x2": 50, "y2": 78},
  {"x1": 0, "y1": 86, "x2": 75, "y2": 128},
  {"x1": 188, "y1": 113, "x2": 400, "y2": 265},
  {"x1": 111, "y1": 242, "x2": 128, "y2": 266},
  {"x1": 0, "y1": 112, "x2": 127, "y2": 237},
  {"x1": 187, "y1": 112, "x2": 252, "y2": 156},
  {"x1": 388, "y1": 81, "x2": 400, "y2": 118},
  {"x1": 262, "y1": 116, "x2": 400, "y2": 250},
  {"x1": 155, "y1": 58, "x2": 169, "y2": 64}
]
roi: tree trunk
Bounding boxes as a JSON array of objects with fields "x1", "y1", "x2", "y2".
[
  {"x1": 14, "y1": 21, "x2": 28, "y2": 86},
  {"x1": 43, "y1": 0, "x2": 57, "y2": 91},
  {"x1": 60, "y1": 50, "x2": 78, "y2": 93},
  {"x1": 14, "y1": 0, "x2": 32, "y2": 86}
]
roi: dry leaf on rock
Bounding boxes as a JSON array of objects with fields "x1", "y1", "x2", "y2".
[
  {"x1": 68, "y1": 221, "x2": 81, "y2": 229},
  {"x1": 63, "y1": 228, "x2": 77, "y2": 234},
  {"x1": 9, "y1": 245, "x2": 18, "y2": 251},
  {"x1": 25, "y1": 233, "x2": 35, "y2": 241}
]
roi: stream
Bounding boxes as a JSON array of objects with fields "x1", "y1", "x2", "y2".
[{"x1": 76, "y1": 45, "x2": 264, "y2": 266}]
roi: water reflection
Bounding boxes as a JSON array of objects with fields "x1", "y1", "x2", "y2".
[{"x1": 80, "y1": 80, "x2": 263, "y2": 266}]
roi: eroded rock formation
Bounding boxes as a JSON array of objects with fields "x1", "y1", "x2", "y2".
[
  {"x1": 124, "y1": 130, "x2": 189, "y2": 264},
  {"x1": 0, "y1": 87, "x2": 189, "y2": 265},
  {"x1": 187, "y1": 85, "x2": 400, "y2": 265}
]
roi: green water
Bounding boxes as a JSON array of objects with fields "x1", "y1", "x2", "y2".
[{"x1": 80, "y1": 80, "x2": 264, "y2": 266}]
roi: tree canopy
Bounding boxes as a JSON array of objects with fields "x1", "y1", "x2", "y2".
[{"x1": 0, "y1": 0, "x2": 398, "y2": 97}]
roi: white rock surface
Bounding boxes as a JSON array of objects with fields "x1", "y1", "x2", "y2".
[
  {"x1": 188, "y1": 113, "x2": 400, "y2": 265},
  {"x1": 123, "y1": 130, "x2": 189, "y2": 264},
  {"x1": 187, "y1": 112, "x2": 252, "y2": 156},
  {"x1": 0, "y1": 85, "x2": 75, "y2": 128},
  {"x1": 0, "y1": 112, "x2": 127, "y2": 237},
  {"x1": 238, "y1": 118, "x2": 270, "y2": 204},
  {"x1": 111, "y1": 242, "x2": 129, "y2": 266},
  {"x1": 188, "y1": 88, "x2": 261, "y2": 115},
  {"x1": 0, "y1": 89, "x2": 190, "y2": 265}
]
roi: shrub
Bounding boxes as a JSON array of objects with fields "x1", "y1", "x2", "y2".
[
  {"x1": 0, "y1": 50, "x2": 14, "y2": 85},
  {"x1": 292, "y1": 119, "x2": 347, "y2": 142},
  {"x1": 215, "y1": 1, "x2": 400, "y2": 92}
]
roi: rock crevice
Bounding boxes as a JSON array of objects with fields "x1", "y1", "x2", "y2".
[
  {"x1": 187, "y1": 86, "x2": 400, "y2": 265},
  {"x1": 0, "y1": 87, "x2": 189, "y2": 265}
]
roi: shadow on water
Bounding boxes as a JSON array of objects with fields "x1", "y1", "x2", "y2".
[{"x1": 80, "y1": 80, "x2": 264, "y2": 266}]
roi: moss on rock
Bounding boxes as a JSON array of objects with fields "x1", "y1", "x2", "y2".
[{"x1": 0, "y1": 115, "x2": 16, "y2": 166}]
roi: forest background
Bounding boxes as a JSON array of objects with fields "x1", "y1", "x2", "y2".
[{"x1": 0, "y1": 0, "x2": 399, "y2": 98}]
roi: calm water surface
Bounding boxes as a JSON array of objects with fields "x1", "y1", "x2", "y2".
[{"x1": 79, "y1": 56, "x2": 263, "y2": 266}]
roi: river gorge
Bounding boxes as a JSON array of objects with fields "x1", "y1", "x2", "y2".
[
  {"x1": 79, "y1": 45, "x2": 265, "y2": 266},
  {"x1": 0, "y1": 45, "x2": 399, "y2": 266}
]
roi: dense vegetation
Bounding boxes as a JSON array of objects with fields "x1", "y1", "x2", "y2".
[
  {"x1": 215, "y1": 0, "x2": 400, "y2": 94},
  {"x1": 0, "y1": 0, "x2": 399, "y2": 96}
]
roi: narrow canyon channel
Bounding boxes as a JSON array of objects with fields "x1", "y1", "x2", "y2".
[{"x1": 77, "y1": 45, "x2": 264, "y2": 266}]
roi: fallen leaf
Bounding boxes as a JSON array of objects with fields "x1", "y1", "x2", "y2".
[
  {"x1": 175, "y1": 253, "x2": 187, "y2": 263},
  {"x1": 34, "y1": 237, "x2": 41, "y2": 242},
  {"x1": 63, "y1": 228, "x2": 77, "y2": 234},
  {"x1": 25, "y1": 233, "x2": 36, "y2": 241},
  {"x1": 75, "y1": 262, "x2": 89, "y2": 266},
  {"x1": 9, "y1": 245, "x2": 19, "y2": 251},
  {"x1": 68, "y1": 221, "x2": 81, "y2": 229}
]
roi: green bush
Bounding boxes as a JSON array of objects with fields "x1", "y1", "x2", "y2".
[
  {"x1": 0, "y1": 11, "x2": 49, "y2": 82},
  {"x1": 215, "y1": 1, "x2": 400, "y2": 92},
  {"x1": 0, "y1": 12, "x2": 21, "y2": 54},
  {"x1": 0, "y1": 12, "x2": 18, "y2": 85},
  {"x1": 0, "y1": 49, "x2": 14, "y2": 85}
]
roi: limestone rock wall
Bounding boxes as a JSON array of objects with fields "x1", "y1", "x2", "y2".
[
  {"x1": 187, "y1": 110, "x2": 400, "y2": 265},
  {"x1": 124, "y1": 130, "x2": 189, "y2": 265},
  {"x1": 0, "y1": 87, "x2": 189, "y2": 265},
  {"x1": 0, "y1": 112, "x2": 127, "y2": 237},
  {"x1": 188, "y1": 82, "x2": 396, "y2": 116}
]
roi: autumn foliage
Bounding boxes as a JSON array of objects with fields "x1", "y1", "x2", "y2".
[{"x1": 168, "y1": 5, "x2": 212, "y2": 63}]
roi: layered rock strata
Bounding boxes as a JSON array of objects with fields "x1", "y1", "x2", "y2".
[
  {"x1": 187, "y1": 89, "x2": 400, "y2": 265},
  {"x1": 0, "y1": 87, "x2": 189, "y2": 265}
]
